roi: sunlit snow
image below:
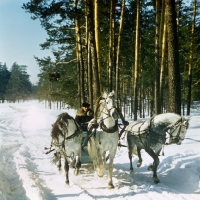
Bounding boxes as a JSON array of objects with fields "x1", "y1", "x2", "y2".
[{"x1": 0, "y1": 100, "x2": 199, "y2": 200}]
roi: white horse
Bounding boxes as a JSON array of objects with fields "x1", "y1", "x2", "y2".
[
  {"x1": 46, "y1": 113, "x2": 82, "y2": 185},
  {"x1": 126, "y1": 113, "x2": 190, "y2": 183},
  {"x1": 87, "y1": 91, "x2": 119, "y2": 189}
]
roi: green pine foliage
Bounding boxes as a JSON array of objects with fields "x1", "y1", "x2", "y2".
[
  {"x1": 0, "y1": 63, "x2": 11, "y2": 102},
  {"x1": 0, "y1": 62, "x2": 33, "y2": 102}
]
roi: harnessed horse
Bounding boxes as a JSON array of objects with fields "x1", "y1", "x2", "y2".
[
  {"x1": 125, "y1": 113, "x2": 189, "y2": 183},
  {"x1": 87, "y1": 91, "x2": 119, "y2": 189},
  {"x1": 46, "y1": 113, "x2": 82, "y2": 185}
]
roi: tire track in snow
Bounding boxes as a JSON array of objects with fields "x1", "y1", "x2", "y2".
[
  {"x1": 0, "y1": 141, "x2": 28, "y2": 200},
  {"x1": 0, "y1": 113, "x2": 49, "y2": 200},
  {"x1": 14, "y1": 144, "x2": 55, "y2": 200}
]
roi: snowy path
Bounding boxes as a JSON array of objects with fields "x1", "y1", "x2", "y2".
[{"x1": 0, "y1": 101, "x2": 199, "y2": 200}]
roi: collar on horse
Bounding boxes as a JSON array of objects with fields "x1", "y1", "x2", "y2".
[{"x1": 100, "y1": 120, "x2": 118, "y2": 133}]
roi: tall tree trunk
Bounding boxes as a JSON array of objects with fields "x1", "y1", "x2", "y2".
[
  {"x1": 133, "y1": 0, "x2": 141, "y2": 120},
  {"x1": 88, "y1": 39, "x2": 93, "y2": 109},
  {"x1": 76, "y1": 43, "x2": 81, "y2": 107},
  {"x1": 94, "y1": 0, "x2": 101, "y2": 91},
  {"x1": 154, "y1": 0, "x2": 161, "y2": 114},
  {"x1": 85, "y1": 0, "x2": 101, "y2": 101},
  {"x1": 166, "y1": 0, "x2": 181, "y2": 114},
  {"x1": 160, "y1": 0, "x2": 167, "y2": 113},
  {"x1": 75, "y1": 3, "x2": 85, "y2": 105},
  {"x1": 85, "y1": 2, "x2": 93, "y2": 109},
  {"x1": 116, "y1": 0, "x2": 125, "y2": 106},
  {"x1": 187, "y1": 0, "x2": 196, "y2": 116},
  {"x1": 108, "y1": 0, "x2": 115, "y2": 92}
]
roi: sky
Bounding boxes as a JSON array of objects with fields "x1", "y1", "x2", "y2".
[
  {"x1": 0, "y1": 100, "x2": 199, "y2": 199},
  {"x1": 0, "y1": 0, "x2": 53, "y2": 84}
]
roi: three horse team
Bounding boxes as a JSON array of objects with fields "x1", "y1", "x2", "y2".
[{"x1": 45, "y1": 91, "x2": 190, "y2": 189}]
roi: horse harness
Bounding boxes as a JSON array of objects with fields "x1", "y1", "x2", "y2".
[
  {"x1": 47, "y1": 117, "x2": 82, "y2": 157},
  {"x1": 127, "y1": 116, "x2": 186, "y2": 145},
  {"x1": 97, "y1": 97, "x2": 119, "y2": 133},
  {"x1": 164, "y1": 117, "x2": 187, "y2": 142}
]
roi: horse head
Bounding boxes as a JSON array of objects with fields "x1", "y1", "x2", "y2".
[
  {"x1": 100, "y1": 91, "x2": 118, "y2": 121},
  {"x1": 50, "y1": 114, "x2": 70, "y2": 155},
  {"x1": 177, "y1": 117, "x2": 190, "y2": 145},
  {"x1": 168, "y1": 116, "x2": 190, "y2": 145}
]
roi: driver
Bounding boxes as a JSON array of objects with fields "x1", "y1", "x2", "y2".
[{"x1": 75, "y1": 102, "x2": 94, "y2": 131}]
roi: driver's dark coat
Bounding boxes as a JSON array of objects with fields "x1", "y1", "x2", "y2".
[{"x1": 75, "y1": 107, "x2": 94, "y2": 131}]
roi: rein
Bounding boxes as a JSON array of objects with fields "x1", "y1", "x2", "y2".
[{"x1": 166, "y1": 117, "x2": 188, "y2": 143}]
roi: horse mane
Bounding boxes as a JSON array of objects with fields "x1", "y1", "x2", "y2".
[
  {"x1": 51, "y1": 112, "x2": 74, "y2": 139},
  {"x1": 51, "y1": 125, "x2": 62, "y2": 139},
  {"x1": 56, "y1": 112, "x2": 74, "y2": 123}
]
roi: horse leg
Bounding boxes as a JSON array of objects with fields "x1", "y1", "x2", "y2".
[
  {"x1": 96, "y1": 149, "x2": 105, "y2": 178},
  {"x1": 64, "y1": 158, "x2": 70, "y2": 185},
  {"x1": 147, "y1": 148, "x2": 161, "y2": 171},
  {"x1": 146, "y1": 148, "x2": 160, "y2": 183},
  {"x1": 107, "y1": 148, "x2": 117, "y2": 189},
  {"x1": 128, "y1": 150, "x2": 134, "y2": 173},
  {"x1": 136, "y1": 147, "x2": 143, "y2": 167},
  {"x1": 128, "y1": 142, "x2": 137, "y2": 172},
  {"x1": 127, "y1": 133, "x2": 137, "y2": 172},
  {"x1": 74, "y1": 155, "x2": 81, "y2": 176},
  {"x1": 55, "y1": 152, "x2": 62, "y2": 171},
  {"x1": 57, "y1": 158, "x2": 62, "y2": 171}
]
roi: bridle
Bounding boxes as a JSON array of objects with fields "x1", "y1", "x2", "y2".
[
  {"x1": 165, "y1": 117, "x2": 188, "y2": 144},
  {"x1": 97, "y1": 95, "x2": 119, "y2": 133},
  {"x1": 99, "y1": 96, "x2": 117, "y2": 119}
]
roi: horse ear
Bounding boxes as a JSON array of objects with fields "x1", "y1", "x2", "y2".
[
  {"x1": 102, "y1": 91, "x2": 107, "y2": 98},
  {"x1": 109, "y1": 90, "x2": 115, "y2": 98},
  {"x1": 183, "y1": 118, "x2": 190, "y2": 129}
]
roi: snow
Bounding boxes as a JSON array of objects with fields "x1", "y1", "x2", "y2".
[{"x1": 0, "y1": 100, "x2": 199, "y2": 200}]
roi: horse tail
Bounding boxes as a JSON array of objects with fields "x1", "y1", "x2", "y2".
[{"x1": 127, "y1": 132, "x2": 138, "y2": 155}]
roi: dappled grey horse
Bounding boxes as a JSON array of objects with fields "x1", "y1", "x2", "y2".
[
  {"x1": 126, "y1": 113, "x2": 189, "y2": 183},
  {"x1": 46, "y1": 113, "x2": 82, "y2": 185},
  {"x1": 88, "y1": 91, "x2": 119, "y2": 189}
]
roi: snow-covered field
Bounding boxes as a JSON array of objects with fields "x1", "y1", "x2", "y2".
[{"x1": 0, "y1": 100, "x2": 199, "y2": 200}]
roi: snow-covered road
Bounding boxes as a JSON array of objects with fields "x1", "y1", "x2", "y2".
[{"x1": 0, "y1": 100, "x2": 199, "y2": 200}]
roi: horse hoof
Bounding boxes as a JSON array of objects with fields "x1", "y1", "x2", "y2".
[
  {"x1": 74, "y1": 169, "x2": 79, "y2": 176},
  {"x1": 65, "y1": 180, "x2": 70, "y2": 186},
  {"x1": 148, "y1": 165, "x2": 153, "y2": 171},
  {"x1": 130, "y1": 169, "x2": 134, "y2": 173},
  {"x1": 137, "y1": 161, "x2": 142, "y2": 167},
  {"x1": 153, "y1": 177, "x2": 160, "y2": 184},
  {"x1": 57, "y1": 167, "x2": 62, "y2": 172},
  {"x1": 108, "y1": 181, "x2": 114, "y2": 189}
]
